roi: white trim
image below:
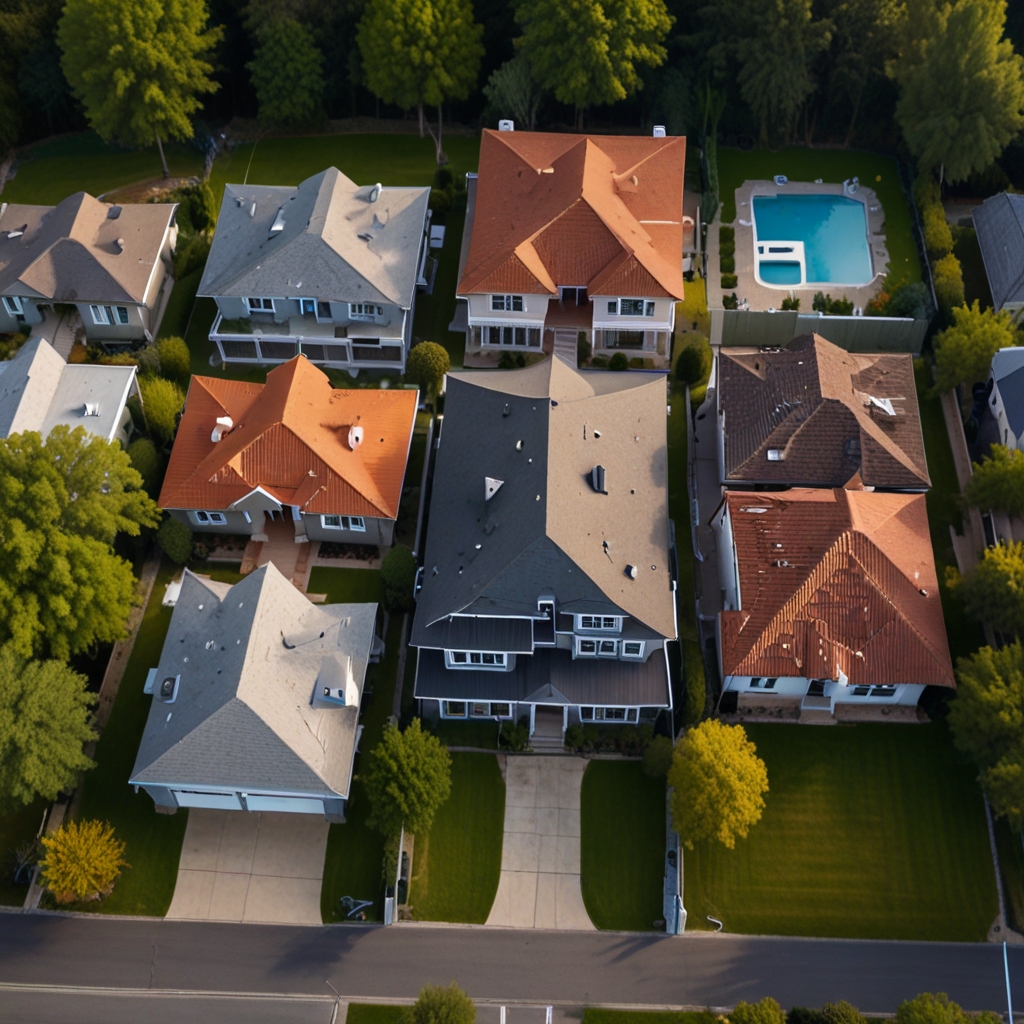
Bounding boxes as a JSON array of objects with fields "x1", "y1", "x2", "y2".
[
  {"x1": 445, "y1": 649, "x2": 508, "y2": 670},
  {"x1": 193, "y1": 510, "x2": 227, "y2": 525},
  {"x1": 2, "y1": 295, "x2": 23, "y2": 315},
  {"x1": 228, "y1": 486, "x2": 283, "y2": 512},
  {"x1": 575, "y1": 614, "x2": 622, "y2": 633},
  {"x1": 320, "y1": 514, "x2": 367, "y2": 532},
  {"x1": 245, "y1": 297, "x2": 275, "y2": 313}
]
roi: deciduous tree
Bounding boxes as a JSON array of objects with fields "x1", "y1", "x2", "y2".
[
  {"x1": 247, "y1": 18, "x2": 325, "y2": 126},
  {"x1": 513, "y1": 0, "x2": 672, "y2": 125},
  {"x1": 0, "y1": 427, "x2": 159, "y2": 660},
  {"x1": 933, "y1": 300, "x2": 1018, "y2": 392},
  {"x1": 896, "y1": 992, "x2": 1001, "y2": 1024},
  {"x1": 157, "y1": 516, "x2": 193, "y2": 565},
  {"x1": 364, "y1": 719, "x2": 452, "y2": 837},
  {"x1": 730, "y1": 998, "x2": 786, "y2": 1024},
  {"x1": 139, "y1": 375, "x2": 185, "y2": 447},
  {"x1": 358, "y1": 0, "x2": 483, "y2": 162},
  {"x1": 408, "y1": 983, "x2": 476, "y2": 1024},
  {"x1": 39, "y1": 819, "x2": 128, "y2": 904},
  {"x1": 483, "y1": 53, "x2": 544, "y2": 130},
  {"x1": 0, "y1": 645, "x2": 96, "y2": 809},
  {"x1": 58, "y1": 0, "x2": 222, "y2": 177},
  {"x1": 405, "y1": 341, "x2": 450, "y2": 402},
  {"x1": 946, "y1": 541, "x2": 1024, "y2": 638},
  {"x1": 668, "y1": 718, "x2": 768, "y2": 849},
  {"x1": 965, "y1": 445, "x2": 1024, "y2": 518},
  {"x1": 889, "y1": 0, "x2": 1024, "y2": 183}
]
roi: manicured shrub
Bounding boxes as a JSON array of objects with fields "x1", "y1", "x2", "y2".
[
  {"x1": 381, "y1": 545, "x2": 416, "y2": 612},
  {"x1": 722, "y1": 293, "x2": 739, "y2": 310},
  {"x1": 781, "y1": 296, "x2": 800, "y2": 310},
  {"x1": 428, "y1": 188, "x2": 452, "y2": 216},
  {"x1": 577, "y1": 335, "x2": 591, "y2": 366},
  {"x1": 127, "y1": 437, "x2": 161, "y2": 497},
  {"x1": 719, "y1": 238, "x2": 735, "y2": 258},
  {"x1": 676, "y1": 339, "x2": 712, "y2": 386},
  {"x1": 719, "y1": 225, "x2": 735, "y2": 243},
  {"x1": 500, "y1": 720, "x2": 530, "y2": 751},
  {"x1": 732, "y1": 997, "x2": 787, "y2": 1024},
  {"x1": 173, "y1": 232, "x2": 211, "y2": 279},
  {"x1": 39, "y1": 819, "x2": 128, "y2": 904},
  {"x1": 498, "y1": 351, "x2": 515, "y2": 369},
  {"x1": 153, "y1": 336, "x2": 191, "y2": 389},
  {"x1": 407, "y1": 983, "x2": 475, "y2": 1024},
  {"x1": 139, "y1": 375, "x2": 185, "y2": 446},
  {"x1": 405, "y1": 341, "x2": 450, "y2": 400},
  {"x1": 721, "y1": 273, "x2": 738, "y2": 289},
  {"x1": 720, "y1": 255, "x2": 735, "y2": 273},
  {"x1": 913, "y1": 174, "x2": 942, "y2": 210},
  {"x1": 922, "y1": 203, "x2": 953, "y2": 259},
  {"x1": 812, "y1": 292, "x2": 854, "y2": 316},
  {"x1": 564, "y1": 724, "x2": 584, "y2": 751},
  {"x1": 643, "y1": 734, "x2": 674, "y2": 777},
  {"x1": 157, "y1": 516, "x2": 193, "y2": 565},
  {"x1": 933, "y1": 253, "x2": 965, "y2": 314},
  {"x1": 608, "y1": 352, "x2": 629, "y2": 371},
  {"x1": 886, "y1": 281, "x2": 930, "y2": 320}
]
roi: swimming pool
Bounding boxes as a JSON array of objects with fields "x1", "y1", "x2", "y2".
[{"x1": 752, "y1": 193, "x2": 873, "y2": 289}]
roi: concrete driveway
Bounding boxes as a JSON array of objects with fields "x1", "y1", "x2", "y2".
[
  {"x1": 485, "y1": 756, "x2": 595, "y2": 930},
  {"x1": 166, "y1": 809, "x2": 328, "y2": 925}
]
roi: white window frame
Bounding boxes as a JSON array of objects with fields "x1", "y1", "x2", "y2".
[
  {"x1": 320, "y1": 514, "x2": 367, "y2": 532},
  {"x1": 491, "y1": 294, "x2": 524, "y2": 312},
  {"x1": 350, "y1": 302, "x2": 383, "y2": 321},
  {"x1": 194, "y1": 510, "x2": 227, "y2": 525},
  {"x1": 89, "y1": 304, "x2": 110, "y2": 325},
  {"x1": 445, "y1": 650, "x2": 508, "y2": 671},
  {"x1": 621, "y1": 641, "x2": 644, "y2": 659},
  {"x1": 575, "y1": 637, "x2": 619, "y2": 658},
  {"x1": 748, "y1": 677, "x2": 777, "y2": 689},
  {"x1": 246, "y1": 297, "x2": 275, "y2": 313},
  {"x1": 3, "y1": 295, "x2": 23, "y2": 315},
  {"x1": 582, "y1": 706, "x2": 639, "y2": 723},
  {"x1": 576, "y1": 615, "x2": 622, "y2": 633},
  {"x1": 606, "y1": 298, "x2": 656, "y2": 317},
  {"x1": 298, "y1": 298, "x2": 316, "y2": 316},
  {"x1": 482, "y1": 324, "x2": 541, "y2": 348},
  {"x1": 470, "y1": 701, "x2": 512, "y2": 719}
]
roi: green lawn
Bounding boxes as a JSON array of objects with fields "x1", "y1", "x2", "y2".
[
  {"x1": 683, "y1": 723, "x2": 998, "y2": 940},
  {"x1": 2, "y1": 133, "x2": 203, "y2": 206},
  {"x1": 413, "y1": 210, "x2": 467, "y2": 368},
  {"x1": 0, "y1": 798, "x2": 47, "y2": 907},
  {"x1": 584, "y1": 1011, "x2": 718, "y2": 1024},
  {"x1": 157, "y1": 267, "x2": 204, "y2": 342},
  {"x1": 717, "y1": 147, "x2": 921, "y2": 285},
  {"x1": 580, "y1": 760, "x2": 665, "y2": 931},
  {"x1": 347, "y1": 1006, "x2": 407, "y2": 1024},
  {"x1": 407, "y1": 752, "x2": 505, "y2": 922},
  {"x1": 953, "y1": 226, "x2": 994, "y2": 311},
  {"x1": 914, "y1": 360, "x2": 985, "y2": 663},
  {"x1": 307, "y1": 566, "x2": 384, "y2": 606},
  {"x1": 430, "y1": 719, "x2": 501, "y2": 749}
]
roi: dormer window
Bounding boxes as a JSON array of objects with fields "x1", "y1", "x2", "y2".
[
  {"x1": 3, "y1": 296, "x2": 23, "y2": 316},
  {"x1": 445, "y1": 649, "x2": 508, "y2": 671},
  {"x1": 576, "y1": 614, "x2": 621, "y2": 632}
]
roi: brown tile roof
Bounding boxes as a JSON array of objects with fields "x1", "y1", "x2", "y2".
[
  {"x1": 719, "y1": 334, "x2": 930, "y2": 489},
  {"x1": 720, "y1": 488, "x2": 954, "y2": 688},
  {"x1": 0, "y1": 192, "x2": 175, "y2": 305},
  {"x1": 159, "y1": 356, "x2": 418, "y2": 519},
  {"x1": 458, "y1": 130, "x2": 686, "y2": 300}
]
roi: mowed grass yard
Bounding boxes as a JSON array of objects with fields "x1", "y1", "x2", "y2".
[
  {"x1": 580, "y1": 761, "x2": 665, "y2": 931},
  {"x1": 683, "y1": 724, "x2": 997, "y2": 940},
  {"x1": 407, "y1": 752, "x2": 505, "y2": 923},
  {"x1": 717, "y1": 147, "x2": 921, "y2": 284}
]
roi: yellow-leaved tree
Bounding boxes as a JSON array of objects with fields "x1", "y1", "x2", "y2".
[
  {"x1": 39, "y1": 819, "x2": 128, "y2": 904},
  {"x1": 668, "y1": 719, "x2": 769, "y2": 849}
]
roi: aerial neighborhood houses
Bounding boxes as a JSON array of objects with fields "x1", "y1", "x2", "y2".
[
  {"x1": 454, "y1": 128, "x2": 688, "y2": 368},
  {"x1": 973, "y1": 191, "x2": 1024, "y2": 319},
  {"x1": 709, "y1": 333, "x2": 954, "y2": 717},
  {"x1": 0, "y1": 190, "x2": 178, "y2": 349},
  {"x1": 199, "y1": 167, "x2": 432, "y2": 374}
]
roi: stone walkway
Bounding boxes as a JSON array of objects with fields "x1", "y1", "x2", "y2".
[
  {"x1": 166, "y1": 809, "x2": 328, "y2": 925},
  {"x1": 485, "y1": 756, "x2": 594, "y2": 930}
]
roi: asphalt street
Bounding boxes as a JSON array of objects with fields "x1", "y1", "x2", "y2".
[{"x1": 1, "y1": 913, "x2": 1023, "y2": 1022}]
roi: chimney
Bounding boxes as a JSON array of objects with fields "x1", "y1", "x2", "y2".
[
  {"x1": 210, "y1": 415, "x2": 234, "y2": 442},
  {"x1": 348, "y1": 425, "x2": 364, "y2": 450}
]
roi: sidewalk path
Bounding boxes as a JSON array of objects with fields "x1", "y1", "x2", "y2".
[{"x1": 485, "y1": 756, "x2": 594, "y2": 930}]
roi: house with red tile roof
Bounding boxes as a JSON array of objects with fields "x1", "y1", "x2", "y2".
[
  {"x1": 159, "y1": 355, "x2": 418, "y2": 546},
  {"x1": 453, "y1": 128, "x2": 686, "y2": 366},
  {"x1": 711, "y1": 487, "x2": 954, "y2": 717}
]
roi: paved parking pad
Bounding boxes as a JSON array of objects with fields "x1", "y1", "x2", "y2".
[
  {"x1": 166, "y1": 809, "x2": 328, "y2": 925},
  {"x1": 485, "y1": 757, "x2": 595, "y2": 930}
]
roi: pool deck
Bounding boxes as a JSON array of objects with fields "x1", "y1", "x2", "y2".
[{"x1": 708, "y1": 179, "x2": 889, "y2": 314}]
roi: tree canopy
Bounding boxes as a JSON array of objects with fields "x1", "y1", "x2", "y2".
[
  {"x1": 139, "y1": 375, "x2": 185, "y2": 447},
  {"x1": 407, "y1": 983, "x2": 476, "y2": 1024},
  {"x1": 406, "y1": 341, "x2": 450, "y2": 400},
  {"x1": 964, "y1": 445, "x2": 1024, "y2": 518},
  {"x1": 247, "y1": 17, "x2": 325, "y2": 126},
  {"x1": 483, "y1": 53, "x2": 544, "y2": 131},
  {"x1": 58, "y1": 0, "x2": 222, "y2": 176},
  {"x1": 730, "y1": 998, "x2": 786, "y2": 1024},
  {"x1": 668, "y1": 718, "x2": 769, "y2": 849},
  {"x1": 889, "y1": 0, "x2": 1024, "y2": 183},
  {"x1": 895, "y1": 992, "x2": 1001, "y2": 1024},
  {"x1": 364, "y1": 718, "x2": 452, "y2": 837},
  {"x1": 946, "y1": 541, "x2": 1024, "y2": 638},
  {"x1": 40, "y1": 819, "x2": 128, "y2": 904},
  {"x1": 514, "y1": 0, "x2": 672, "y2": 118},
  {"x1": 0, "y1": 645, "x2": 96, "y2": 810},
  {"x1": 0, "y1": 427, "x2": 159, "y2": 660},
  {"x1": 933, "y1": 300, "x2": 1018, "y2": 392}
]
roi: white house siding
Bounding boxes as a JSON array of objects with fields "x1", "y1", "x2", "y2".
[
  {"x1": 141, "y1": 783, "x2": 346, "y2": 822},
  {"x1": 591, "y1": 295, "x2": 675, "y2": 331},
  {"x1": 466, "y1": 292, "x2": 550, "y2": 324},
  {"x1": 725, "y1": 675, "x2": 926, "y2": 707}
]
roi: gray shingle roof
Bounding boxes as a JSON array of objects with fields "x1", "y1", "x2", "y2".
[
  {"x1": 973, "y1": 192, "x2": 1024, "y2": 311},
  {"x1": 197, "y1": 168, "x2": 430, "y2": 308},
  {"x1": 130, "y1": 564, "x2": 377, "y2": 798},
  {"x1": 410, "y1": 357, "x2": 676, "y2": 644},
  {"x1": 992, "y1": 347, "x2": 1024, "y2": 438}
]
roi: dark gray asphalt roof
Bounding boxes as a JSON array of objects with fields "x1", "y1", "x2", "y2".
[
  {"x1": 997, "y1": 363, "x2": 1024, "y2": 438},
  {"x1": 410, "y1": 614, "x2": 535, "y2": 652},
  {"x1": 973, "y1": 192, "x2": 1024, "y2": 311},
  {"x1": 414, "y1": 358, "x2": 675, "y2": 639},
  {"x1": 414, "y1": 646, "x2": 671, "y2": 707}
]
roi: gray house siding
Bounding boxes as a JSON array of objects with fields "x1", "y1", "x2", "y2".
[
  {"x1": 0, "y1": 297, "x2": 44, "y2": 332},
  {"x1": 302, "y1": 513, "x2": 394, "y2": 545},
  {"x1": 141, "y1": 784, "x2": 178, "y2": 813},
  {"x1": 216, "y1": 295, "x2": 248, "y2": 320},
  {"x1": 168, "y1": 508, "x2": 255, "y2": 536}
]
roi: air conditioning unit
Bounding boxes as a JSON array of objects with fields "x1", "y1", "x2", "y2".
[{"x1": 498, "y1": 120, "x2": 514, "y2": 132}]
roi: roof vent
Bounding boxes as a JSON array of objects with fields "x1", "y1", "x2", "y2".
[
  {"x1": 348, "y1": 425, "x2": 364, "y2": 450},
  {"x1": 485, "y1": 476, "x2": 504, "y2": 501},
  {"x1": 865, "y1": 395, "x2": 896, "y2": 416},
  {"x1": 235, "y1": 196, "x2": 245, "y2": 207},
  {"x1": 210, "y1": 415, "x2": 234, "y2": 442},
  {"x1": 591, "y1": 465, "x2": 607, "y2": 494},
  {"x1": 107, "y1": 205, "x2": 122, "y2": 220},
  {"x1": 498, "y1": 119, "x2": 514, "y2": 132},
  {"x1": 249, "y1": 202, "x2": 256, "y2": 218},
  {"x1": 503, "y1": 403, "x2": 510, "y2": 417},
  {"x1": 270, "y1": 206, "x2": 286, "y2": 233},
  {"x1": 158, "y1": 674, "x2": 180, "y2": 704},
  {"x1": 369, "y1": 183, "x2": 382, "y2": 203},
  {"x1": 767, "y1": 449, "x2": 784, "y2": 461},
  {"x1": 6, "y1": 228, "x2": 23, "y2": 238},
  {"x1": 653, "y1": 125, "x2": 666, "y2": 137},
  {"x1": 82, "y1": 402, "x2": 100, "y2": 417},
  {"x1": 115, "y1": 237, "x2": 125, "y2": 253},
  {"x1": 625, "y1": 564, "x2": 639, "y2": 579}
]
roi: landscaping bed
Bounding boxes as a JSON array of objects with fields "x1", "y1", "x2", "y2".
[
  {"x1": 682, "y1": 723, "x2": 997, "y2": 940},
  {"x1": 407, "y1": 752, "x2": 505, "y2": 923},
  {"x1": 580, "y1": 760, "x2": 665, "y2": 931}
]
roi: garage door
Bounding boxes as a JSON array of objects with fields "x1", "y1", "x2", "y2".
[
  {"x1": 244, "y1": 794, "x2": 325, "y2": 814},
  {"x1": 174, "y1": 790, "x2": 242, "y2": 810}
]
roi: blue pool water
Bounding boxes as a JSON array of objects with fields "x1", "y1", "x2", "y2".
[{"x1": 752, "y1": 194, "x2": 872, "y2": 286}]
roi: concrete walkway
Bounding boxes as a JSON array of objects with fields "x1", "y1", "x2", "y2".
[
  {"x1": 485, "y1": 756, "x2": 595, "y2": 930},
  {"x1": 166, "y1": 810, "x2": 328, "y2": 925}
]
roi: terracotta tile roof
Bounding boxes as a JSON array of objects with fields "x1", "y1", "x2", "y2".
[
  {"x1": 719, "y1": 334, "x2": 930, "y2": 489},
  {"x1": 458, "y1": 130, "x2": 686, "y2": 300},
  {"x1": 159, "y1": 356, "x2": 417, "y2": 519},
  {"x1": 720, "y1": 488, "x2": 954, "y2": 688}
]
